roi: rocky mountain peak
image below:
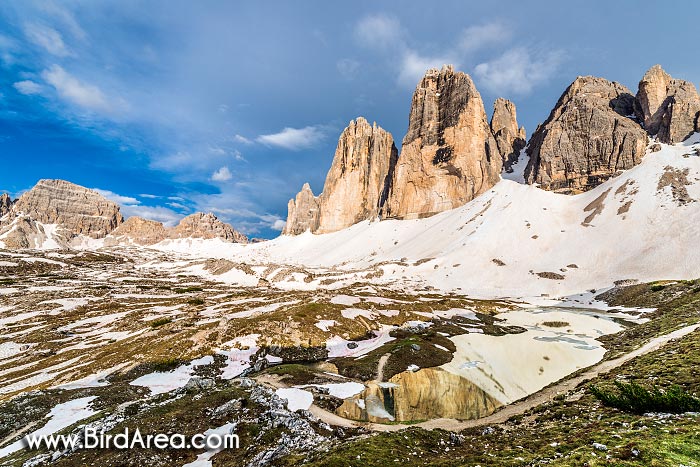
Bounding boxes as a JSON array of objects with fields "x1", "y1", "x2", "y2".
[
  {"x1": 525, "y1": 75, "x2": 648, "y2": 193},
  {"x1": 382, "y1": 65, "x2": 502, "y2": 219},
  {"x1": 315, "y1": 117, "x2": 397, "y2": 234},
  {"x1": 635, "y1": 64, "x2": 700, "y2": 143},
  {"x1": 11, "y1": 179, "x2": 123, "y2": 238},
  {"x1": 0, "y1": 193, "x2": 12, "y2": 217},
  {"x1": 283, "y1": 183, "x2": 320, "y2": 235},
  {"x1": 173, "y1": 212, "x2": 248, "y2": 243},
  {"x1": 490, "y1": 98, "x2": 526, "y2": 173}
]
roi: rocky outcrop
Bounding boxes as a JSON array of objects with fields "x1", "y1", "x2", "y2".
[
  {"x1": 525, "y1": 76, "x2": 648, "y2": 193},
  {"x1": 315, "y1": 117, "x2": 398, "y2": 233},
  {"x1": 11, "y1": 179, "x2": 123, "y2": 238},
  {"x1": 172, "y1": 212, "x2": 247, "y2": 243},
  {"x1": 635, "y1": 64, "x2": 700, "y2": 143},
  {"x1": 490, "y1": 98, "x2": 526, "y2": 172},
  {"x1": 382, "y1": 65, "x2": 502, "y2": 219},
  {"x1": 283, "y1": 183, "x2": 320, "y2": 235},
  {"x1": 0, "y1": 194, "x2": 12, "y2": 217},
  {"x1": 104, "y1": 216, "x2": 168, "y2": 246},
  {"x1": 106, "y1": 213, "x2": 247, "y2": 246}
]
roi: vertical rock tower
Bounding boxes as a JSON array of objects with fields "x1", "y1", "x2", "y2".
[
  {"x1": 382, "y1": 65, "x2": 502, "y2": 219},
  {"x1": 490, "y1": 98, "x2": 526, "y2": 173},
  {"x1": 316, "y1": 117, "x2": 398, "y2": 234}
]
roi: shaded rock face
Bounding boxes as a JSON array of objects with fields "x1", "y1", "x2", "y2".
[
  {"x1": 635, "y1": 64, "x2": 700, "y2": 143},
  {"x1": 316, "y1": 117, "x2": 398, "y2": 234},
  {"x1": 106, "y1": 213, "x2": 247, "y2": 246},
  {"x1": 336, "y1": 368, "x2": 501, "y2": 423},
  {"x1": 172, "y1": 212, "x2": 248, "y2": 243},
  {"x1": 0, "y1": 194, "x2": 12, "y2": 217},
  {"x1": 382, "y1": 65, "x2": 502, "y2": 219},
  {"x1": 490, "y1": 98, "x2": 526, "y2": 173},
  {"x1": 283, "y1": 183, "x2": 320, "y2": 235},
  {"x1": 11, "y1": 179, "x2": 123, "y2": 238},
  {"x1": 525, "y1": 76, "x2": 648, "y2": 193}
]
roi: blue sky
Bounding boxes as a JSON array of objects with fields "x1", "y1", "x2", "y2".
[{"x1": 0, "y1": 1, "x2": 698, "y2": 238}]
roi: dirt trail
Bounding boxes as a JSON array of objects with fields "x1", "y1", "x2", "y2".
[{"x1": 374, "y1": 353, "x2": 390, "y2": 382}]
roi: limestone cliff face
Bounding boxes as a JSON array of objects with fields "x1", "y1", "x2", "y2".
[
  {"x1": 11, "y1": 179, "x2": 123, "y2": 237},
  {"x1": 382, "y1": 65, "x2": 502, "y2": 219},
  {"x1": 283, "y1": 183, "x2": 320, "y2": 235},
  {"x1": 106, "y1": 213, "x2": 247, "y2": 246},
  {"x1": 635, "y1": 64, "x2": 700, "y2": 143},
  {"x1": 490, "y1": 98, "x2": 526, "y2": 173},
  {"x1": 315, "y1": 117, "x2": 398, "y2": 234},
  {"x1": 0, "y1": 194, "x2": 12, "y2": 218},
  {"x1": 525, "y1": 76, "x2": 648, "y2": 193}
]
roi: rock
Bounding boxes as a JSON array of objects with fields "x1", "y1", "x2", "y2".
[
  {"x1": 410, "y1": 344, "x2": 421, "y2": 351},
  {"x1": 105, "y1": 212, "x2": 247, "y2": 246},
  {"x1": 316, "y1": 117, "x2": 398, "y2": 233},
  {"x1": 490, "y1": 98, "x2": 526, "y2": 172},
  {"x1": 11, "y1": 179, "x2": 123, "y2": 238},
  {"x1": 592, "y1": 442, "x2": 608, "y2": 451},
  {"x1": 346, "y1": 342, "x2": 359, "y2": 349},
  {"x1": 525, "y1": 76, "x2": 648, "y2": 193},
  {"x1": 283, "y1": 183, "x2": 320, "y2": 235},
  {"x1": 184, "y1": 377, "x2": 215, "y2": 392},
  {"x1": 635, "y1": 64, "x2": 700, "y2": 143},
  {"x1": 0, "y1": 193, "x2": 12, "y2": 217},
  {"x1": 382, "y1": 65, "x2": 502, "y2": 219},
  {"x1": 104, "y1": 216, "x2": 167, "y2": 246},
  {"x1": 171, "y1": 212, "x2": 247, "y2": 243}
]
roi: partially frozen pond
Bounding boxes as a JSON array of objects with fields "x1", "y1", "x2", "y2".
[{"x1": 336, "y1": 307, "x2": 626, "y2": 422}]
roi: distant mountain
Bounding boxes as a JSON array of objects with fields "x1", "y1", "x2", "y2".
[{"x1": 0, "y1": 180, "x2": 247, "y2": 249}]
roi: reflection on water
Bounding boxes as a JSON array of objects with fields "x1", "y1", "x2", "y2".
[{"x1": 336, "y1": 367, "x2": 501, "y2": 422}]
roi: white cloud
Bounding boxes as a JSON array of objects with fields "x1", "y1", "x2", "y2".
[
  {"x1": 398, "y1": 51, "x2": 454, "y2": 88},
  {"x1": 211, "y1": 166, "x2": 233, "y2": 182},
  {"x1": 256, "y1": 126, "x2": 325, "y2": 151},
  {"x1": 234, "y1": 134, "x2": 253, "y2": 144},
  {"x1": 355, "y1": 14, "x2": 402, "y2": 49},
  {"x1": 474, "y1": 47, "x2": 563, "y2": 95},
  {"x1": 139, "y1": 193, "x2": 159, "y2": 199},
  {"x1": 42, "y1": 65, "x2": 113, "y2": 112},
  {"x1": 121, "y1": 205, "x2": 183, "y2": 227},
  {"x1": 337, "y1": 58, "x2": 360, "y2": 79},
  {"x1": 271, "y1": 219, "x2": 286, "y2": 231},
  {"x1": 92, "y1": 188, "x2": 140, "y2": 206},
  {"x1": 13, "y1": 80, "x2": 43, "y2": 95},
  {"x1": 24, "y1": 23, "x2": 71, "y2": 57},
  {"x1": 458, "y1": 22, "x2": 511, "y2": 53}
]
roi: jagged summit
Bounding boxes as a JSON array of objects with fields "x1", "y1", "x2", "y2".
[
  {"x1": 636, "y1": 64, "x2": 700, "y2": 143},
  {"x1": 525, "y1": 75, "x2": 648, "y2": 193},
  {"x1": 0, "y1": 179, "x2": 247, "y2": 249},
  {"x1": 106, "y1": 212, "x2": 248, "y2": 246}
]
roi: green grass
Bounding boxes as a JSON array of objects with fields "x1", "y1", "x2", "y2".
[
  {"x1": 591, "y1": 381, "x2": 700, "y2": 414},
  {"x1": 149, "y1": 317, "x2": 172, "y2": 328}
]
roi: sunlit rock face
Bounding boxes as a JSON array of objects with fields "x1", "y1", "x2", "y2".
[
  {"x1": 635, "y1": 64, "x2": 700, "y2": 144},
  {"x1": 382, "y1": 65, "x2": 502, "y2": 220},
  {"x1": 11, "y1": 179, "x2": 123, "y2": 238},
  {"x1": 336, "y1": 368, "x2": 501, "y2": 422},
  {"x1": 316, "y1": 117, "x2": 398, "y2": 234},
  {"x1": 525, "y1": 76, "x2": 648, "y2": 193},
  {"x1": 283, "y1": 183, "x2": 320, "y2": 235}
]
